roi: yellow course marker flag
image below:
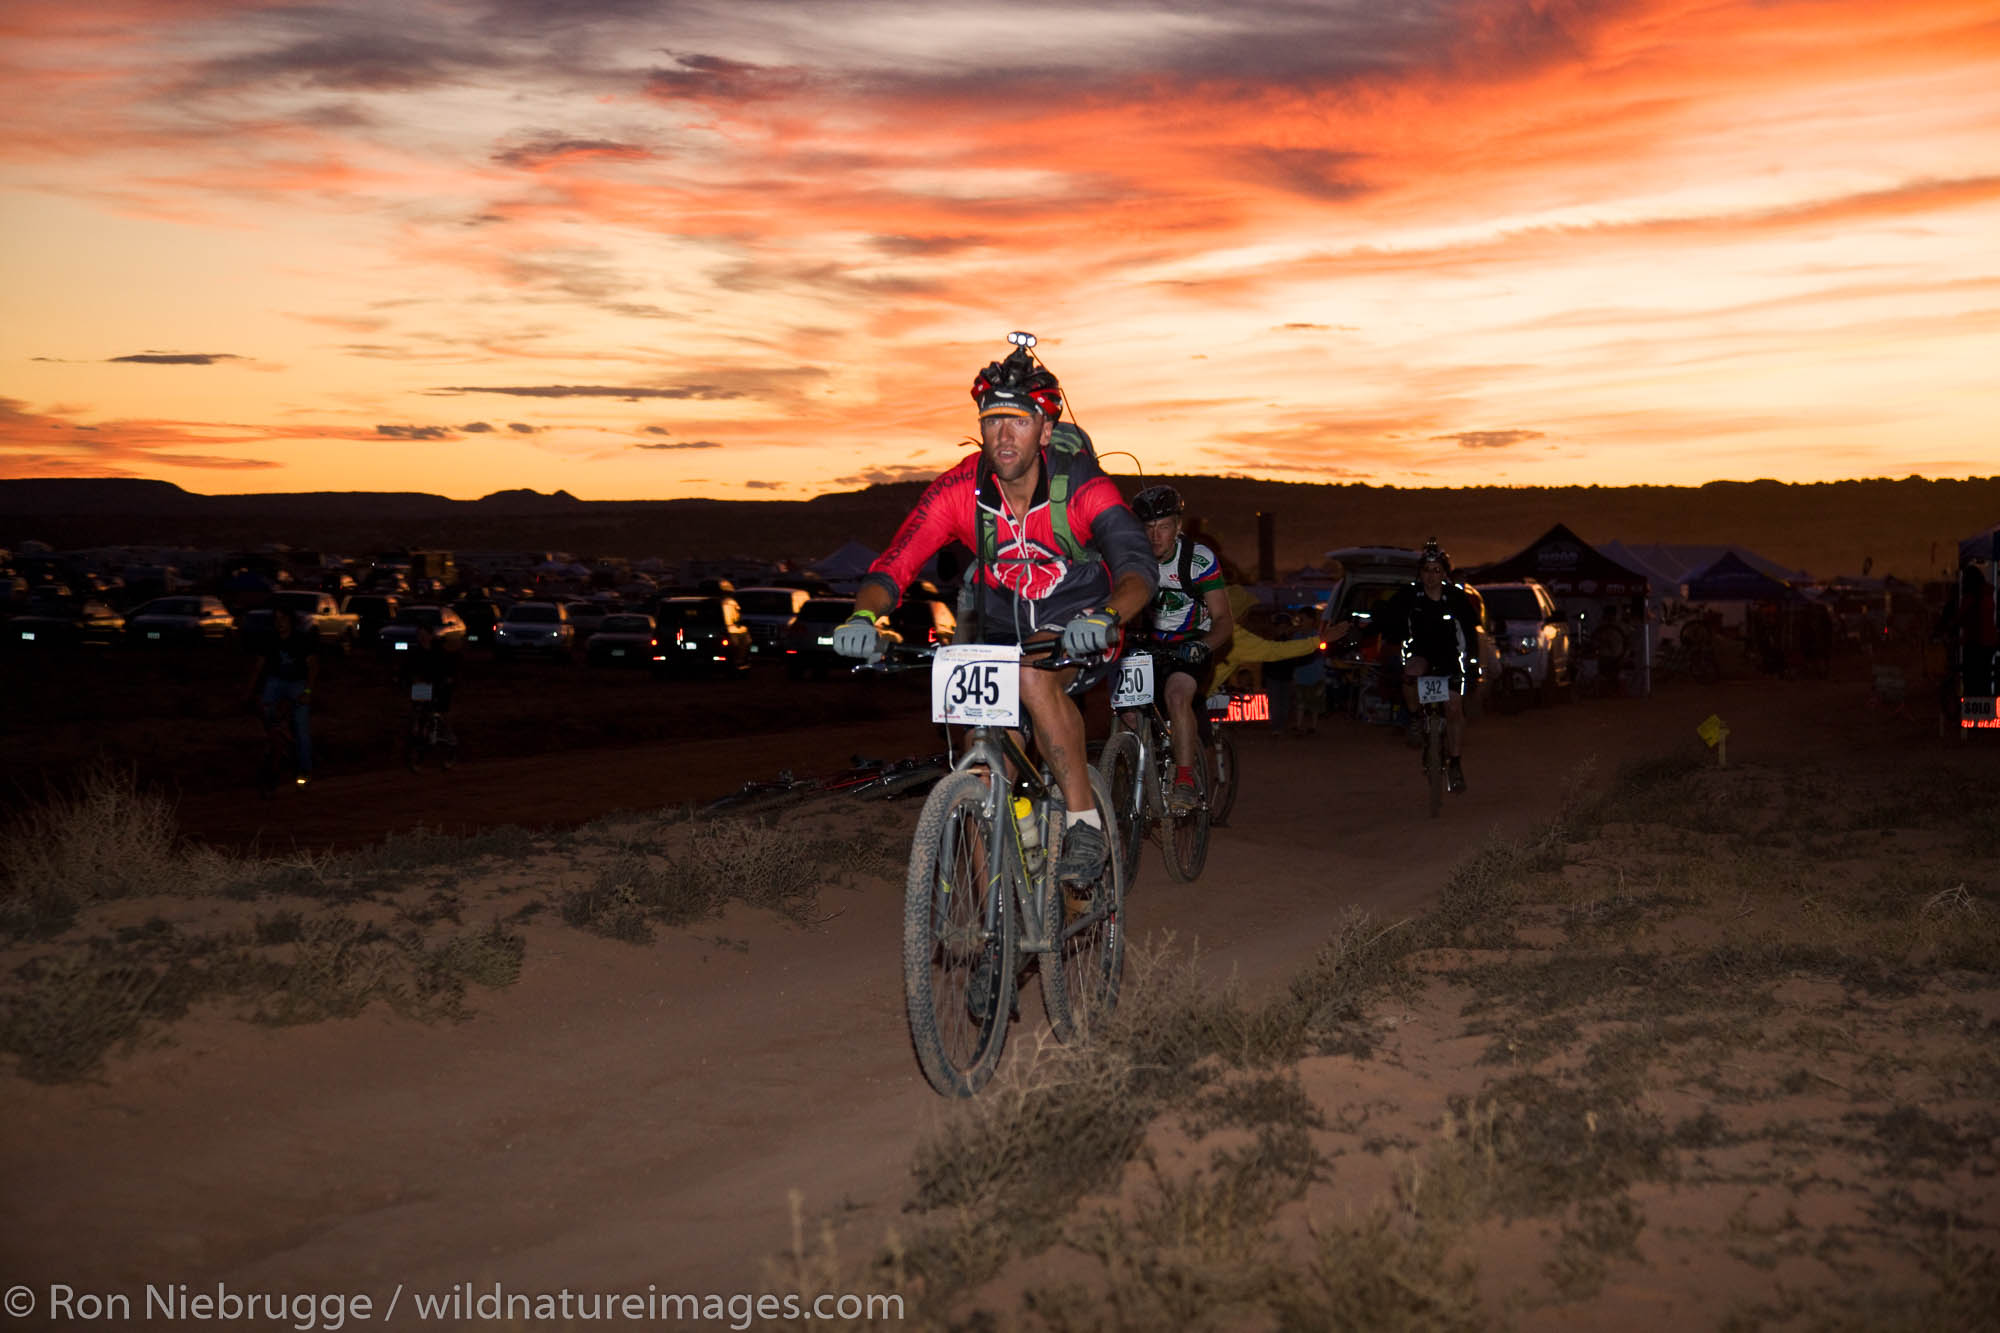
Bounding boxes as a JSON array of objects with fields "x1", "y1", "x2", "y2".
[{"x1": 1698, "y1": 713, "x2": 1730, "y2": 766}]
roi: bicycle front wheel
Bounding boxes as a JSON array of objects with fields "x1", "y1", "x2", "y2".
[
  {"x1": 904, "y1": 769, "x2": 1017, "y2": 1097},
  {"x1": 1162, "y1": 742, "x2": 1212, "y2": 883},
  {"x1": 1041, "y1": 766, "x2": 1126, "y2": 1044},
  {"x1": 1207, "y1": 728, "x2": 1238, "y2": 829},
  {"x1": 1096, "y1": 729, "x2": 1144, "y2": 893},
  {"x1": 1426, "y1": 717, "x2": 1445, "y2": 817}
]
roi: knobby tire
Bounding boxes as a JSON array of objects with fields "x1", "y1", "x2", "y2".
[
  {"x1": 1097, "y1": 730, "x2": 1145, "y2": 894},
  {"x1": 1041, "y1": 766, "x2": 1127, "y2": 1044},
  {"x1": 1162, "y1": 740, "x2": 1212, "y2": 883},
  {"x1": 1207, "y1": 728, "x2": 1238, "y2": 829},
  {"x1": 903, "y1": 769, "x2": 1016, "y2": 1097}
]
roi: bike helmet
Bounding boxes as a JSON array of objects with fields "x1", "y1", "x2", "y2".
[
  {"x1": 1419, "y1": 537, "x2": 1452, "y2": 574},
  {"x1": 971, "y1": 335, "x2": 1063, "y2": 420},
  {"x1": 1130, "y1": 484, "x2": 1185, "y2": 522}
]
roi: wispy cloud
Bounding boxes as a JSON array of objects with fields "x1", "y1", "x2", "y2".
[{"x1": 106, "y1": 352, "x2": 248, "y2": 365}]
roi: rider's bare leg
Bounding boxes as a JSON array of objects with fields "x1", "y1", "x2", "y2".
[
  {"x1": 1163, "y1": 671, "x2": 1199, "y2": 768},
  {"x1": 1020, "y1": 661, "x2": 1093, "y2": 814},
  {"x1": 1445, "y1": 692, "x2": 1466, "y2": 757}
]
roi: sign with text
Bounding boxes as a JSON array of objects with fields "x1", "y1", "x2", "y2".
[{"x1": 931, "y1": 643, "x2": 1022, "y2": 726}]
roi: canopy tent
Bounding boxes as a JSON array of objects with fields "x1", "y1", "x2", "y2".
[
  {"x1": 1682, "y1": 550, "x2": 1802, "y2": 602},
  {"x1": 808, "y1": 540, "x2": 880, "y2": 582},
  {"x1": 1464, "y1": 523, "x2": 1652, "y2": 597},
  {"x1": 1960, "y1": 523, "x2": 1999, "y2": 565},
  {"x1": 1598, "y1": 540, "x2": 1808, "y2": 591}
]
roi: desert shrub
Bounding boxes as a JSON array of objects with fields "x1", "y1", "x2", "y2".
[{"x1": 0, "y1": 766, "x2": 185, "y2": 935}]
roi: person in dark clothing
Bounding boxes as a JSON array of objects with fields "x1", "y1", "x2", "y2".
[
  {"x1": 1381, "y1": 540, "x2": 1482, "y2": 793},
  {"x1": 245, "y1": 610, "x2": 319, "y2": 783}
]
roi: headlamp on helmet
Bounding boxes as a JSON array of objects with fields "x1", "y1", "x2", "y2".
[
  {"x1": 971, "y1": 333, "x2": 1063, "y2": 420},
  {"x1": 1419, "y1": 538, "x2": 1452, "y2": 575}
]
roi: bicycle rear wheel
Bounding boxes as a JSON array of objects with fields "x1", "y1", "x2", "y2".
[
  {"x1": 1162, "y1": 742, "x2": 1212, "y2": 882},
  {"x1": 904, "y1": 769, "x2": 1016, "y2": 1097},
  {"x1": 1041, "y1": 767, "x2": 1127, "y2": 1044},
  {"x1": 1207, "y1": 728, "x2": 1238, "y2": 829},
  {"x1": 1425, "y1": 716, "x2": 1445, "y2": 817},
  {"x1": 1096, "y1": 729, "x2": 1144, "y2": 892}
]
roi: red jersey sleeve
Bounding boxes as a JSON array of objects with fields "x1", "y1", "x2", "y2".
[{"x1": 864, "y1": 454, "x2": 979, "y2": 602}]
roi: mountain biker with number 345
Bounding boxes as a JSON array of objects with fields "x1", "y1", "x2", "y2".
[{"x1": 831, "y1": 333, "x2": 1158, "y2": 885}]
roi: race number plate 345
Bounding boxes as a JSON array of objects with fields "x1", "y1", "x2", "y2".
[
  {"x1": 1417, "y1": 675, "x2": 1450, "y2": 705},
  {"x1": 931, "y1": 644, "x2": 1022, "y2": 726},
  {"x1": 1110, "y1": 653, "x2": 1155, "y2": 708}
]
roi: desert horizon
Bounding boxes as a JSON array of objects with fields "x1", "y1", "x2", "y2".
[{"x1": 6, "y1": 472, "x2": 1995, "y2": 583}]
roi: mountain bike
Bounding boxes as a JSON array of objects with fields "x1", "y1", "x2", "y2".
[
  {"x1": 1415, "y1": 674, "x2": 1450, "y2": 817},
  {"x1": 863, "y1": 638, "x2": 1126, "y2": 1098},
  {"x1": 1097, "y1": 647, "x2": 1235, "y2": 885},
  {"x1": 404, "y1": 683, "x2": 458, "y2": 771}
]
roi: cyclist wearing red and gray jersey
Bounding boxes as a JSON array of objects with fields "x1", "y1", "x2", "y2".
[{"x1": 833, "y1": 339, "x2": 1156, "y2": 884}]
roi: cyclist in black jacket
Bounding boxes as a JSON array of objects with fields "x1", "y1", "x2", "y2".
[{"x1": 1383, "y1": 540, "x2": 1481, "y2": 793}]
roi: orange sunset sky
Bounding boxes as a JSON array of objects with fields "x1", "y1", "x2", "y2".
[{"x1": 2, "y1": 0, "x2": 1996, "y2": 500}]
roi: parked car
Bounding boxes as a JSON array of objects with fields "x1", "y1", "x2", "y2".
[
  {"x1": 493, "y1": 601, "x2": 573, "y2": 661},
  {"x1": 8, "y1": 598, "x2": 124, "y2": 650},
  {"x1": 341, "y1": 593, "x2": 401, "y2": 648},
  {"x1": 783, "y1": 596, "x2": 859, "y2": 680},
  {"x1": 256, "y1": 590, "x2": 359, "y2": 652},
  {"x1": 585, "y1": 613, "x2": 659, "y2": 668},
  {"x1": 564, "y1": 598, "x2": 619, "y2": 644},
  {"x1": 653, "y1": 596, "x2": 751, "y2": 676},
  {"x1": 888, "y1": 589, "x2": 957, "y2": 647},
  {"x1": 451, "y1": 596, "x2": 505, "y2": 648},
  {"x1": 1473, "y1": 580, "x2": 1576, "y2": 705},
  {"x1": 732, "y1": 586, "x2": 811, "y2": 657},
  {"x1": 379, "y1": 605, "x2": 467, "y2": 656},
  {"x1": 124, "y1": 595, "x2": 236, "y2": 646}
]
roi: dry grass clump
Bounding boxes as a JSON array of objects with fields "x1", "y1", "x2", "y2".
[
  {"x1": 562, "y1": 816, "x2": 896, "y2": 941},
  {"x1": 0, "y1": 766, "x2": 215, "y2": 936},
  {"x1": 0, "y1": 915, "x2": 526, "y2": 1082}
]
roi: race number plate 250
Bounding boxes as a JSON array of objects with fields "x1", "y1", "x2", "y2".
[
  {"x1": 1110, "y1": 654, "x2": 1155, "y2": 708},
  {"x1": 932, "y1": 644, "x2": 1022, "y2": 726},
  {"x1": 1417, "y1": 675, "x2": 1450, "y2": 705}
]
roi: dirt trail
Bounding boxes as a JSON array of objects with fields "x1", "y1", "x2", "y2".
[{"x1": 0, "y1": 678, "x2": 1955, "y2": 1326}]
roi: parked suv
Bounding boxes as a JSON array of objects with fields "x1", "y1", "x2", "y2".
[
  {"x1": 783, "y1": 597, "x2": 857, "y2": 680},
  {"x1": 1473, "y1": 579, "x2": 1576, "y2": 706},
  {"x1": 493, "y1": 601, "x2": 573, "y2": 661},
  {"x1": 732, "y1": 586, "x2": 811, "y2": 657},
  {"x1": 340, "y1": 593, "x2": 400, "y2": 648},
  {"x1": 653, "y1": 596, "x2": 751, "y2": 676}
]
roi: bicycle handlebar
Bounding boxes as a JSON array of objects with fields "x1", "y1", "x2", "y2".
[{"x1": 849, "y1": 634, "x2": 1106, "y2": 675}]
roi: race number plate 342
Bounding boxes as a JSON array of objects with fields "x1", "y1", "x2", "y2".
[
  {"x1": 1417, "y1": 675, "x2": 1450, "y2": 705},
  {"x1": 931, "y1": 644, "x2": 1022, "y2": 726},
  {"x1": 1110, "y1": 653, "x2": 1155, "y2": 708}
]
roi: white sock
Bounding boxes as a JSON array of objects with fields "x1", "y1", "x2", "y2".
[{"x1": 1065, "y1": 809, "x2": 1103, "y2": 831}]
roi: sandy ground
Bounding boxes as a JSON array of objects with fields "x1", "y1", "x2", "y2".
[{"x1": 0, "y1": 667, "x2": 1989, "y2": 1331}]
